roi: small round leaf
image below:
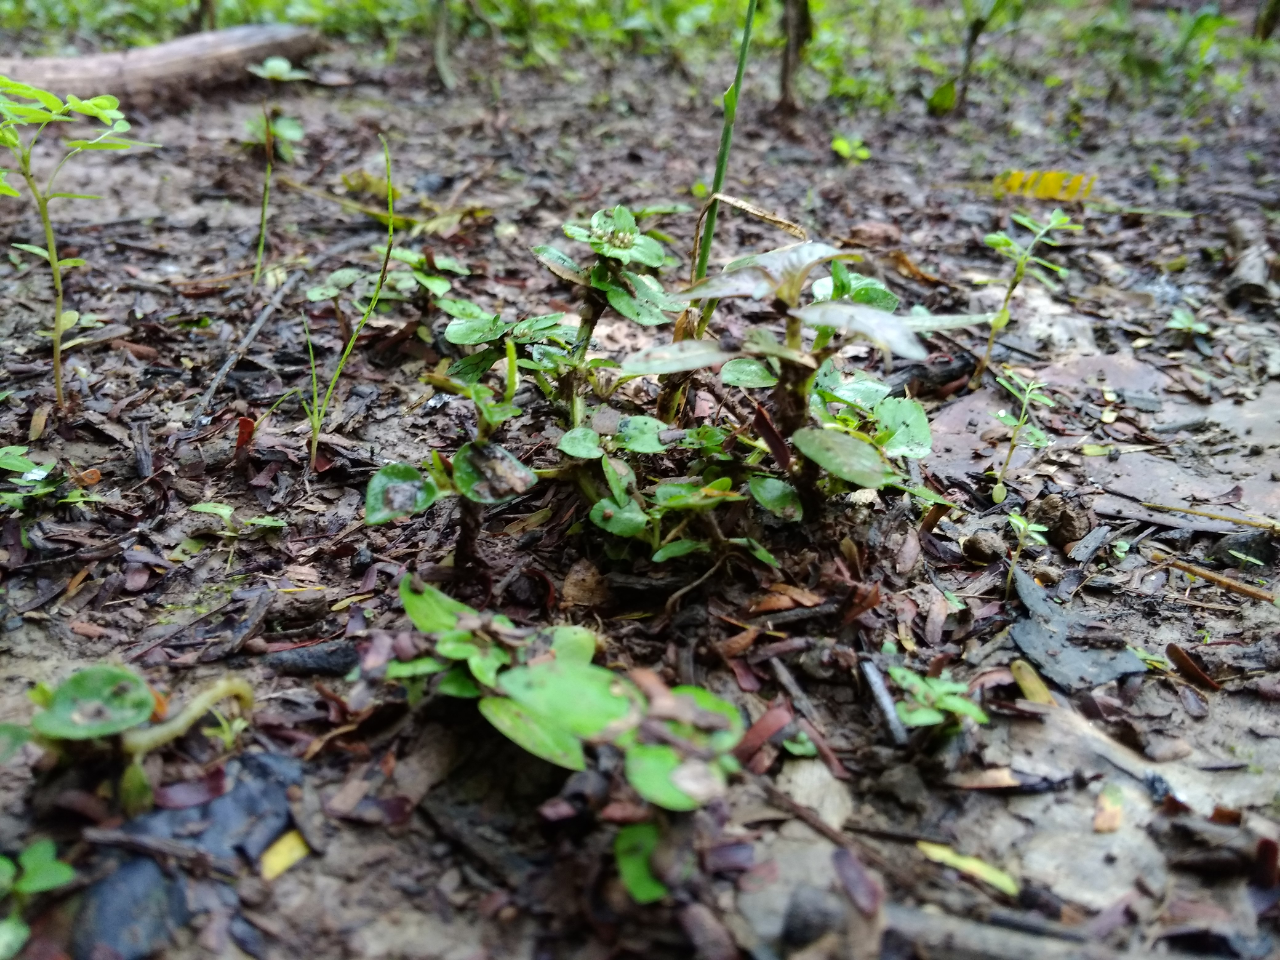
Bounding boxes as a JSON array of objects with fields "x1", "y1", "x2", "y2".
[{"x1": 32, "y1": 665, "x2": 153, "y2": 740}]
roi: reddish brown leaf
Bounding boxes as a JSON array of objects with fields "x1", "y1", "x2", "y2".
[
  {"x1": 718, "y1": 626, "x2": 760, "y2": 659},
  {"x1": 752, "y1": 403, "x2": 791, "y2": 471},
  {"x1": 1167, "y1": 643, "x2": 1221, "y2": 691},
  {"x1": 154, "y1": 768, "x2": 227, "y2": 809},
  {"x1": 833, "y1": 847, "x2": 884, "y2": 917},
  {"x1": 734, "y1": 702, "x2": 794, "y2": 764}
]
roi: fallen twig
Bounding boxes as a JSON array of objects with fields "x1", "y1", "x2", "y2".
[
  {"x1": 82, "y1": 827, "x2": 240, "y2": 877},
  {"x1": 1149, "y1": 551, "x2": 1277, "y2": 605}
]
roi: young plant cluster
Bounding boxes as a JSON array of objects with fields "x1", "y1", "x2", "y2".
[
  {"x1": 0, "y1": 666, "x2": 253, "y2": 956},
  {"x1": 1, "y1": 76, "x2": 153, "y2": 409},
  {"x1": 375, "y1": 577, "x2": 745, "y2": 813}
]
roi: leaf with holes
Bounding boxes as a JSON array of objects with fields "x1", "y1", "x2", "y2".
[
  {"x1": 874, "y1": 397, "x2": 932, "y2": 459},
  {"x1": 366, "y1": 463, "x2": 439, "y2": 524}
]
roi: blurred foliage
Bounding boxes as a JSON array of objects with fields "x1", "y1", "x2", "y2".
[{"x1": 0, "y1": 0, "x2": 1275, "y2": 116}]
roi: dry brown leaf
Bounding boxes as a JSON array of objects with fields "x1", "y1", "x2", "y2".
[
  {"x1": 748, "y1": 593, "x2": 797, "y2": 615},
  {"x1": 561, "y1": 558, "x2": 610, "y2": 607},
  {"x1": 769, "y1": 583, "x2": 824, "y2": 607}
]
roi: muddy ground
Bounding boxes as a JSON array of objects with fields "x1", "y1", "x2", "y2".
[{"x1": 3, "y1": 25, "x2": 1280, "y2": 960}]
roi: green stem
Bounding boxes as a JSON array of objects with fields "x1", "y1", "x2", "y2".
[
  {"x1": 1005, "y1": 531, "x2": 1025, "y2": 599},
  {"x1": 33, "y1": 186, "x2": 65, "y2": 409},
  {"x1": 310, "y1": 136, "x2": 397, "y2": 468},
  {"x1": 690, "y1": 0, "x2": 758, "y2": 342},
  {"x1": 504, "y1": 336, "x2": 518, "y2": 403},
  {"x1": 122, "y1": 677, "x2": 254, "y2": 757},
  {"x1": 996, "y1": 390, "x2": 1031, "y2": 485},
  {"x1": 253, "y1": 103, "x2": 274, "y2": 289}
]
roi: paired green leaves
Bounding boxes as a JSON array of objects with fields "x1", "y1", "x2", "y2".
[
  {"x1": 247, "y1": 57, "x2": 310, "y2": 82},
  {"x1": 889, "y1": 667, "x2": 989, "y2": 727}
]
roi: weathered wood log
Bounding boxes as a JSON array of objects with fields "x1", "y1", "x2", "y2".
[
  {"x1": 1226, "y1": 218, "x2": 1275, "y2": 306},
  {"x1": 0, "y1": 25, "x2": 322, "y2": 106}
]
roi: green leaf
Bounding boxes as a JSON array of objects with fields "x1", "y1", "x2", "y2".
[
  {"x1": 625, "y1": 744, "x2": 707, "y2": 811},
  {"x1": 928, "y1": 78, "x2": 957, "y2": 115},
  {"x1": 0, "y1": 78, "x2": 63, "y2": 110},
  {"x1": 247, "y1": 56, "x2": 310, "y2": 82},
  {"x1": 652, "y1": 540, "x2": 710, "y2": 562},
  {"x1": 0, "y1": 913, "x2": 29, "y2": 960},
  {"x1": 792, "y1": 428, "x2": 896, "y2": 488},
  {"x1": 31, "y1": 665, "x2": 153, "y2": 740},
  {"x1": 789, "y1": 302, "x2": 927, "y2": 360},
  {"x1": 57, "y1": 258, "x2": 85, "y2": 270},
  {"x1": 366, "y1": 463, "x2": 439, "y2": 524},
  {"x1": 497, "y1": 661, "x2": 638, "y2": 739},
  {"x1": 874, "y1": 397, "x2": 932, "y2": 459},
  {"x1": 617, "y1": 415, "x2": 668, "y2": 454},
  {"x1": 615, "y1": 823, "x2": 668, "y2": 904},
  {"x1": 190, "y1": 502, "x2": 235, "y2": 526},
  {"x1": 749, "y1": 477, "x2": 803, "y2": 521},
  {"x1": 11, "y1": 243, "x2": 48, "y2": 261},
  {"x1": 479, "y1": 697, "x2": 585, "y2": 771},
  {"x1": 437, "y1": 663, "x2": 481, "y2": 697},
  {"x1": 558, "y1": 427, "x2": 604, "y2": 460},
  {"x1": 399, "y1": 577, "x2": 473, "y2": 633},
  {"x1": 0, "y1": 449, "x2": 36, "y2": 473},
  {"x1": 602, "y1": 455, "x2": 634, "y2": 504},
  {"x1": 549, "y1": 626, "x2": 598, "y2": 664},
  {"x1": 897, "y1": 702, "x2": 947, "y2": 727},
  {"x1": 448, "y1": 347, "x2": 504, "y2": 384},
  {"x1": 385, "y1": 656, "x2": 447, "y2": 679},
  {"x1": 14, "y1": 840, "x2": 75, "y2": 894},
  {"x1": 589, "y1": 497, "x2": 649, "y2": 538},
  {"x1": 720, "y1": 357, "x2": 778, "y2": 388},
  {"x1": 814, "y1": 361, "x2": 891, "y2": 409},
  {"x1": 532, "y1": 244, "x2": 589, "y2": 285},
  {"x1": 0, "y1": 172, "x2": 18, "y2": 198},
  {"x1": 669, "y1": 685, "x2": 744, "y2": 753},
  {"x1": 916, "y1": 841, "x2": 1019, "y2": 896},
  {"x1": 730, "y1": 537, "x2": 780, "y2": 568},
  {"x1": 607, "y1": 287, "x2": 669, "y2": 326},
  {"x1": 414, "y1": 272, "x2": 452, "y2": 296},
  {"x1": 243, "y1": 516, "x2": 286, "y2": 529},
  {"x1": 442, "y1": 303, "x2": 508, "y2": 344},
  {"x1": 623, "y1": 340, "x2": 735, "y2": 375},
  {"x1": 453, "y1": 442, "x2": 537, "y2": 505}
]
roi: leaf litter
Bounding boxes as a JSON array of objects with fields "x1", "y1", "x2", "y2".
[{"x1": 1, "y1": 22, "x2": 1280, "y2": 960}]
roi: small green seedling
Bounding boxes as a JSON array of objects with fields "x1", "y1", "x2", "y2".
[
  {"x1": 245, "y1": 57, "x2": 310, "y2": 287},
  {"x1": 888, "y1": 666, "x2": 989, "y2": 727},
  {"x1": 0, "y1": 839, "x2": 77, "y2": 959},
  {"x1": 189, "y1": 502, "x2": 284, "y2": 568},
  {"x1": 831, "y1": 134, "x2": 870, "y2": 162},
  {"x1": 990, "y1": 367, "x2": 1053, "y2": 503},
  {"x1": 1, "y1": 77, "x2": 154, "y2": 408},
  {"x1": 2, "y1": 665, "x2": 254, "y2": 820},
  {"x1": 202, "y1": 708, "x2": 249, "y2": 751},
  {"x1": 1166, "y1": 306, "x2": 1209, "y2": 340},
  {"x1": 1006, "y1": 510, "x2": 1049, "y2": 597},
  {"x1": 532, "y1": 204, "x2": 681, "y2": 425},
  {"x1": 972, "y1": 209, "x2": 1078, "y2": 387},
  {"x1": 302, "y1": 138, "x2": 396, "y2": 469},
  {"x1": 0, "y1": 446, "x2": 58, "y2": 511}
]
